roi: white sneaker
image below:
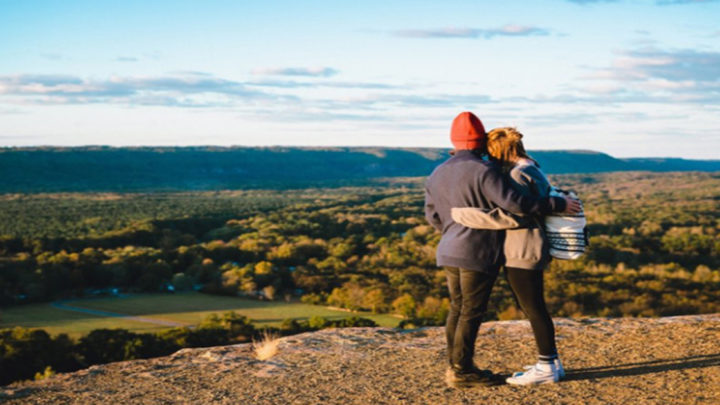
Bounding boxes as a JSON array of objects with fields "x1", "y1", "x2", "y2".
[
  {"x1": 512, "y1": 358, "x2": 565, "y2": 379},
  {"x1": 506, "y1": 362, "x2": 559, "y2": 385}
]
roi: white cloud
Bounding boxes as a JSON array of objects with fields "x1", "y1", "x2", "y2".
[
  {"x1": 246, "y1": 79, "x2": 398, "y2": 89},
  {"x1": 250, "y1": 67, "x2": 339, "y2": 77},
  {"x1": 574, "y1": 47, "x2": 720, "y2": 104},
  {"x1": 392, "y1": 25, "x2": 550, "y2": 39},
  {"x1": 0, "y1": 74, "x2": 284, "y2": 107}
]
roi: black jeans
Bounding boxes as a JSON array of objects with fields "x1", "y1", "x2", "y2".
[
  {"x1": 444, "y1": 266, "x2": 498, "y2": 371},
  {"x1": 505, "y1": 267, "x2": 557, "y2": 356}
]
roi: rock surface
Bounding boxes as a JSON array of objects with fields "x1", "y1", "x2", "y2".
[{"x1": 3, "y1": 314, "x2": 719, "y2": 404}]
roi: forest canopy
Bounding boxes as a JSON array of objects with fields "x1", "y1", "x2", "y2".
[{"x1": 1, "y1": 171, "x2": 718, "y2": 319}]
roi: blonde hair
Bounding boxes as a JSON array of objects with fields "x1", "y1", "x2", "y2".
[{"x1": 486, "y1": 127, "x2": 537, "y2": 170}]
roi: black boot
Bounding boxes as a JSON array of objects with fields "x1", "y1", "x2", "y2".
[{"x1": 446, "y1": 364, "x2": 504, "y2": 388}]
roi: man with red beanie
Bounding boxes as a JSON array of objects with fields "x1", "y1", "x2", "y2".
[{"x1": 425, "y1": 112, "x2": 580, "y2": 388}]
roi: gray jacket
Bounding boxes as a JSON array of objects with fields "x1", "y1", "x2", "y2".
[{"x1": 451, "y1": 159, "x2": 551, "y2": 270}]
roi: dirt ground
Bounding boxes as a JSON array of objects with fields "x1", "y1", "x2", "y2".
[{"x1": 2, "y1": 314, "x2": 719, "y2": 405}]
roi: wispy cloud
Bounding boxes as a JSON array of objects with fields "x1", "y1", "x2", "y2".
[
  {"x1": 506, "y1": 92, "x2": 670, "y2": 105},
  {"x1": 251, "y1": 67, "x2": 339, "y2": 77},
  {"x1": 313, "y1": 93, "x2": 495, "y2": 110},
  {"x1": 656, "y1": 0, "x2": 719, "y2": 5},
  {"x1": 598, "y1": 48, "x2": 720, "y2": 82},
  {"x1": 566, "y1": 0, "x2": 619, "y2": 4},
  {"x1": 375, "y1": 94, "x2": 494, "y2": 107},
  {"x1": 253, "y1": 109, "x2": 396, "y2": 123},
  {"x1": 246, "y1": 79, "x2": 398, "y2": 89},
  {"x1": 561, "y1": 47, "x2": 720, "y2": 104},
  {"x1": 568, "y1": 0, "x2": 718, "y2": 5},
  {"x1": 0, "y1": 73, "x2": 416, "y2": 110},
  {"x1": 0, "y1": 74, "x2": 286, "y2": 107},
  {"x1": 168, "y1": 70, "x2": 215, "y2": 77},
  {"x1": 0, "y1": 107, "x2": 27, "y2": 115},
  {"x1": 392, "y1": 25, "x2": 550, "y2": 39},
  {"x1": 114, "y1": 56, "x2": 138, "y2": 62},
  {"x1": 0, "y1": 75, "x2": 85, "y2": 87}
]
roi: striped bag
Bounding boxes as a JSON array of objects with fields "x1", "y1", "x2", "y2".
[{"x1": 545, "y1": 188, "x2": 588, "y2": 259}]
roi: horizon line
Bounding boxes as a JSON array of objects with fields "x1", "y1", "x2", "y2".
[{"x1": 0, "y1": 144, "x2": 717, "y2": 161}]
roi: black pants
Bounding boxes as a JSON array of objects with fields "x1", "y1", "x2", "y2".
[
  {"x1": 505, "y1": 267, "x2": 557, "y2": 356},
  {"x1": 444, "y1": 266, "x2": 497, "y2": 371}
]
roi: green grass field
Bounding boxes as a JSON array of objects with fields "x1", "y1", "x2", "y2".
[
  {"x1": 0, "y1": 303, "x2": 168, "y2": 337},
  {"x1": 0, "y1": 292, "x2": 401, "y2": 338}
]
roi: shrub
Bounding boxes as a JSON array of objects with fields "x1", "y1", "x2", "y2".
[
  {"x1": 77, "y1": 329, "x2": 137, "y2": 365},
  {"x1": 253, "y1": 331, "x2": 280, "y2": 361},
  {"x1": 398, "y1": 317, "x2": 443, "y2": 329}
]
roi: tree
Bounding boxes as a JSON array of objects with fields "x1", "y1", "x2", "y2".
[
  {"x1": 392, "y1": 293, "x2": 416, "y2": 318},
  {"x1": 254, "y1": 261, "x2": 273, "y2": 275},
  {"x1": 416, "y1": 296, "x2": 449, "y2": 322},
  {"x1": 171, "y1": 272, "x2": 193, "y2": 291},
  {"x1": 327, "y1": 287, "x2": 349, "y2": 309},
  {"x1": 77, "y1": 329, "x2": 136, "y2": 365},
  {"x1": 362, "y1": 289, "x2": 387, "y2": 314}
]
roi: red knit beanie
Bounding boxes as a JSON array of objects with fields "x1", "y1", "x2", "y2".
[{"x1": 450, "y1": 111, "x2": 486, "y2": 150}]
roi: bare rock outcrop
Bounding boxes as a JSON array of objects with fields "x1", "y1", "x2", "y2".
[{"x1": 3, "y1": 314, "x2": 719, "y2": 404}]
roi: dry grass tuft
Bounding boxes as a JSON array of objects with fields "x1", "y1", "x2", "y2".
[{"x1": 253, "y1": 331, "x2": 280, "y2": 361}]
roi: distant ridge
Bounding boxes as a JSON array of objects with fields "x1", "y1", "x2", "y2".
[
  {"x1": 527, "y1": 150, "x2": 634, "y2": 173},
  {"x1": 1, "y1": 146, "x2": 718, "y2": 193},
  {"x1": 622, "y1": 157, "x2": 720, "y2": 172}
]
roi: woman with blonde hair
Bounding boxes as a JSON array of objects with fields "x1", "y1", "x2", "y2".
[{"x1": 451, "y1": 127, "x2": 565, "y2": 385}]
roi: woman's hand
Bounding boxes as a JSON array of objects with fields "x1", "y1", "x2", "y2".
[{"x1": 563, "y1": 196, "x2": 583, "y2": 215}]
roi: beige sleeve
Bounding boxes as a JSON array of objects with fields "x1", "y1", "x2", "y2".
[{"x1": 451, "y1": 207, "x2": 522, "y2": 230}]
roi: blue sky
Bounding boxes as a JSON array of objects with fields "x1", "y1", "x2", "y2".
[{"x1": 1, "y1": 0, "x2": 719, "y2": 158}]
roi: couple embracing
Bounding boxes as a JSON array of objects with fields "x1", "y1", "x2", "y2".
[{"x1": 424, "y1": 112, "x2": 583, "y2": 387}]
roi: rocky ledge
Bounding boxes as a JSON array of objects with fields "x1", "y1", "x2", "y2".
[{"x1": 3, "y1": 314, "x2": 719, "y2": 404}]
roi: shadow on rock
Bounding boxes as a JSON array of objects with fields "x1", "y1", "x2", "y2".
[{"x1": 565, "y1": 353, "x2": 720, "y2": 381}]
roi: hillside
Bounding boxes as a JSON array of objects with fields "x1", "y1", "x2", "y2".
[
  {"x1": 3, "y1": 314, "x2": 718, "y2": 404},
  {"x1": 1, "y1": 146, "x2": 718, "y2": 193}
]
